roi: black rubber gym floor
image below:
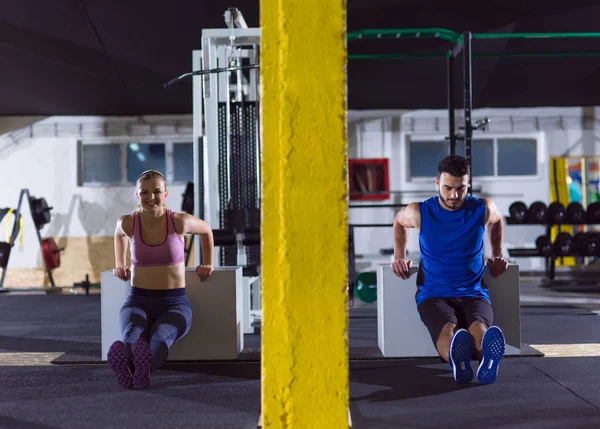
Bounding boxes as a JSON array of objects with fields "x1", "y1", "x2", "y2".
[{"x1": 0, "y1": 284, "x2": 599, "y2": 428}]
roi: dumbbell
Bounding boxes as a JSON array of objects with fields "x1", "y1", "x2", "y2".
[
  {"x1": 574, "y1": 232, "x2": 600, "y2": 256},
  {"x1": 567, "y1": 202, "x2": 586, "y2": 224},
  {"x1": 548, "y1": 202, "x2": 568, "y2": 224},
  {"x1": 553, "y1": 232, "x2": 573, "y2": 256},
  {"x1": 508, "y1": 201, "x2": 528, "y2": 223},
  {"x1": 535, "y1": 235, "x2": 553, "y2": 256},
  {"x1": 528, "y1": 201, "x2": 548, "y2": 224},
  {"x1": 588, "y1": 202, "x2": 600, "y2": 224}
]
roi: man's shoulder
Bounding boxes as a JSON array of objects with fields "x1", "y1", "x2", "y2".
[
  {"x1": 409, "y1": 197, "x2": 434, "y2": 212},
  {"x1": 420, "y1": 196, "x2": 437, "y2": 206},
  {"x1": 466, "y1": 196, "x2": 488, "y2": 207}
]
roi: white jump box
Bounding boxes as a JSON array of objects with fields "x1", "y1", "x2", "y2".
[
  {"x1": 101, "y1": 266, "x2": 244, "y2": 361},
  {"x1": 377, "y1": 264, "x2": 521, "y2": 358}
]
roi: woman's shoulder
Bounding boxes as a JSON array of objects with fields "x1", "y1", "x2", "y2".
[
  {"x1": 170, "y1": 210, "x2": 188, "y2": 234},
  {"x1": 118, "y1": 213, "x2": 135, "y2": 235},
  {"x1": 170, "y1": 210, "x2": 186, "y2": 220},
  {"x1": 120, "y1": 212, "x2": 136, "y2": 223}
]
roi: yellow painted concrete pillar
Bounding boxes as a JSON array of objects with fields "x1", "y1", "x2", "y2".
[{"x1": 260, "y1": 0, "x2": 348, "y2": 426}]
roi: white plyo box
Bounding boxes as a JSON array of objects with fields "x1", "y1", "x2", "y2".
[
  {"x1": 101, "y1": 266, "x2": 243, "y2": 361},
  {"x1": 377, "y1": 264, "x2": 521, "y2": 358}
]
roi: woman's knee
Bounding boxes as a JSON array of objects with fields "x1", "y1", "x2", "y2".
[
  {"x1": 119, "y1": 309, "x2": 148, "y2": 343},
  {"x1": 154, "y1": 318, "x2": 191, "y2": 343}
]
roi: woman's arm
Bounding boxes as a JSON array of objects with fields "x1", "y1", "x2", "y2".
[
  {"x1": 113, "y1": 215, "x2": 132, "y2": 281},
  {"x1": 179, "y1": 213, "x2": 214, "y2": 266}
]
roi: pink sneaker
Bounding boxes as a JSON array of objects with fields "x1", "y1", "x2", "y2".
[
  {"x1": 131, "y1": 338, "x2": 153, "y2": 389},
  {"x1": 107, "y1": 341, "x2": 133, "y2": 389}
]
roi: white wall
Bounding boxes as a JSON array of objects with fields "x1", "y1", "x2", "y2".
[
  {"x1": 348, "y1": 116, "x2": 399, "y2": 264},
  {"x1": 0, "y1": 116, "x2": 192, "y2": 269},
  {"x1": 348, "y1": 106, "x2": 600, "y2": 272},
  {"x1": 4, "y1": 108, "x2": 599, "y2": 273}
]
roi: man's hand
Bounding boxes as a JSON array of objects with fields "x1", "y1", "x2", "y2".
[
  {"x1": 390, "y1": 259, "x2": 413, "y2": 279},
  {"x1": 486, "y1": 256, "x2": 509, "y2": 278},
  {"x1": 195, "y1": 264, "x2": 214, "y2": 282}
]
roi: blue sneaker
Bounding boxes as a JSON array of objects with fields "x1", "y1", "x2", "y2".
[
  {"x1": 477, "y1": 326, "x2": 506, "y2": 384},
  {"x1": 448, "y1": 329, "x2": 474, "y2": 384}
]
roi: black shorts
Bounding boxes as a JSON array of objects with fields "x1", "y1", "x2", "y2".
[{"x1": 417, "y1": 297, "x2": 494, "y2": 345}]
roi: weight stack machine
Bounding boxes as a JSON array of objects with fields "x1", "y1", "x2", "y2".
[{"x1": 192, "y1": 11, "x2": 261, "y2": 272}]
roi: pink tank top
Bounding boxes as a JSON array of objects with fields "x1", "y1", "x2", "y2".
[{"x1": 130, "y1": 209, "x2": 185, "y2": 267}]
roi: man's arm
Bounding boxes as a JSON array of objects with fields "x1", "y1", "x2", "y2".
[
  {"x1": 393, "y1": 202, "x2": 419, "y2": 260},
  {"x1": 484, "y1": 198, "x2": 504, "y2": 258}
]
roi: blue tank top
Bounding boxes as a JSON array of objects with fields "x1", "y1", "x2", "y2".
[{"x1": 416, "y1": 195, "x2": 490, "y2": 306}]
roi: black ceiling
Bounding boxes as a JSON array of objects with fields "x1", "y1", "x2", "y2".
[{"x1": 2, "y1": 0, "x2": 600, "y2": 116}]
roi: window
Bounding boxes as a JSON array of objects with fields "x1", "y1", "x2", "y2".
[
  {"x1": 497, "y1": 138, "x2": 537, "y2": 176},
  {"x1": 409, "y1": 140, "x2": 450, "y2": 178},
  {"x1": 467, "y1": 139, "x2": 494, "y2": 177},
  {"x1": 173, "y1": 143, "x2": 194, "y2": 183},
  {"x1": 408, "y1": 136, "x2": 537, "y2": 179},
  {"x1": 409, "y1": 139, "x2": 494, "y2": 178},
  {"x1": 80, "y1": 141, "x2": 194, "y2": 186},
  {"x1": 127, "y1": 143, "x2": 166, "y2": 182},
  {"x1": 82, "y1": 144, "x2": 121, "y2": 184}
]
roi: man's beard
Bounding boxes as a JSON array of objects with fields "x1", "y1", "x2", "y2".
[{"x1": 439, "y1": 192, "x2": 464, "y2": 211}]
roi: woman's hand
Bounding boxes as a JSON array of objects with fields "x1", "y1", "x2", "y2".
[
  {"x1": 195, "y1": 265, "x2": 214, "y2": 282},
  {"x1": 113, "y1": 266, "x2": 131, "y2": 281}
]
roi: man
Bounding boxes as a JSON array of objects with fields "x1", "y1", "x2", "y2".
[{"x1": 391, "y1": 155, "x2": 509, "y2": 384}]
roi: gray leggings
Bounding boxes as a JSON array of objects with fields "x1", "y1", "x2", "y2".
[{"x1": 119, "y1": 287, "x2": 192, "y2": 370}]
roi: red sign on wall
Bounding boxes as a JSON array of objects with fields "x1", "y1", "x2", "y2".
[{"x1": 348, "y1": 158, "x2": 390, "y2": 201}]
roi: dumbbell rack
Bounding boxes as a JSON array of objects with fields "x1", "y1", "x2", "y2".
[{"x1": 506, "y1": 217, "x2": 600, "y2": 286}]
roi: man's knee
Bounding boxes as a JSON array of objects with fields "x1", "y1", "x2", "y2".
[
  {"x1": 435, "y1": 322, "x2": 456, "y2": 344},
  {"x1": 434, "y1": 322, "x2": 457, "y2": 362},
  {"x1": 417, "y1": 298, "x2": 458, "y2": 345},
  {"x1": 468, "y1": 319, "x2": 488, "y2": 330},
  {"x1": 439, "y1": 322, "x2": 457, "y2": 336},
  {"x1": 464, "y1": 299, "x2": 494, "y2": 329}
]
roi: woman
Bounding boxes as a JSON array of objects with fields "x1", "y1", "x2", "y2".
[{"x1": 107, "y1": 169, "x2": 214, "y2": 389}]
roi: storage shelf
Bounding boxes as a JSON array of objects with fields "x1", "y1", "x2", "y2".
[
  {"x1": 504, "y1": 217, "x2": 600, "y2": 226},
  {"x1": 505, "y1": 217, "x2": 597, "y2": 282}
]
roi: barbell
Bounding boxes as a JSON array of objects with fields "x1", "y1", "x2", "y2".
[
  {"x1": 0, "y1": 241, "x2": 11, "y2": 269},
  {"x1": 29, "y1": 196, "x2": 53, "y2": 230},
  {"x1": 41, "y1": 238, "x2": 64, "y2": 270}
]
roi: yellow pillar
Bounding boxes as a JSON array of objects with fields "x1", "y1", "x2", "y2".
[{"x1": 260, "y1": 0, "x2": 348, "y2": 426}]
